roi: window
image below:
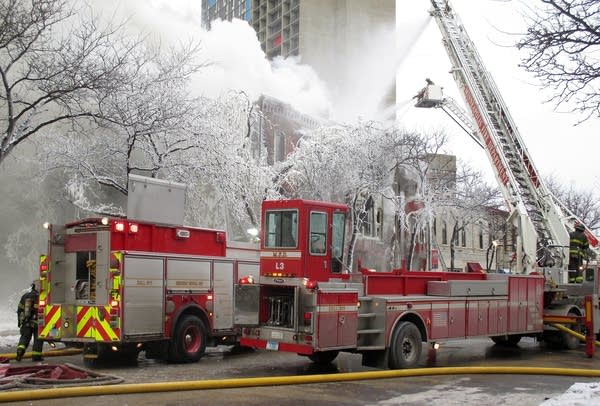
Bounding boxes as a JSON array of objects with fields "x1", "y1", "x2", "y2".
[
  {"x1": 375, "y1": 208, "x2": 383, "y2": 239},
  {"x1": 479, "y1": 228, "x2": 484, "y2": 249},
  {"x1": 461, "y1": 227, "x2": 466, "y2": 247},
  {"x1": 275, "y1": 130, "x2": 285, "y2": 162},
  {"x1": 309, "y1": 212, "x2": 327, "y2": 255},
  {"x1": 359, "y1": 196, "x2": 374, "y2": 237},
  {"x1": 265, "y1": 210, "x2": 298, "y2": 248}
]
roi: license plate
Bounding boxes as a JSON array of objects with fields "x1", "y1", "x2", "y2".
[{"x1": 266, "y1": 340, "x2": 279, "y2": 351}]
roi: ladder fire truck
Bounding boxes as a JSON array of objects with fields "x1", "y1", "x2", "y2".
[
  {"x1": 413, "y1": 0, "x2": 600, "y2": 342},
  {"x1": 236, "y1": 0, "x2": 600, "y2": 369},
  {"x1": 38, "y1": 175, "x2": 259, "y2": 363}
]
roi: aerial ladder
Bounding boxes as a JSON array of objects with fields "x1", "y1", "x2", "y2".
[{"x1": 413, "y1": 0, "x2": 587, "y2": 280}]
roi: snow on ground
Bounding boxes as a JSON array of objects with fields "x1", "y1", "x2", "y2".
[{"x1": 541, "y1": 382, "x2": 600, "y2": 405}]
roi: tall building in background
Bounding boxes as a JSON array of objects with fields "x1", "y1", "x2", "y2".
[
  {"x1": 202, "y1": 0, "x2": 252, "y2": 29},
  {"x1": 201, "y1": 0, "x2": 395, "y2": 110}
]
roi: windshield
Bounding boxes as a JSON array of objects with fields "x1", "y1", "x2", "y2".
[{"x1": 264, "y1": 210, "x2": 298, "y2": 248}]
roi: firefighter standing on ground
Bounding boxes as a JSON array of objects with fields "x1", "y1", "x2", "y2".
[
  {"x1": 569, "y1": 223, "x2": 590, "y2": 283},
  {"x1": 16, "y1": 282, "x2": 43, "y2": 361}
]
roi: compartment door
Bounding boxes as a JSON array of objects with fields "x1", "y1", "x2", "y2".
[
  {"x1": 213, "y1": 261, "x2": 234, "y2": 330},
  {"x1": 123, "y1": 256, "x2": 164, "y2": 335}
]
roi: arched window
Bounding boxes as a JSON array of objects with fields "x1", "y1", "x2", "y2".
[{"x1": 461, "y1": 226, "x2": 466, "y2": 247}]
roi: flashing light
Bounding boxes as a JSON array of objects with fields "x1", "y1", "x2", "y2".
[
  {"x1": 129, "y1": 223, "x2": 139, "y2": 233},
  {"x1": 110, "y1": 299, "x2": 119, "y2": 307},
  {"x1": 207, "y1": 294, "x2": 213, "y2": 300},
  {"x1": 39, "y1": 299, "x2": 46, "y2": 307},
  {"x1": 101, "y1": 217, "x2": 109, "y2": 225},
  {"x1": 111, "y1": 346, "x2": 118, "y2": 352},
  {"x1": 304, "y1": 279, "x2": 318, "y2": 290},
  {"x1": 136, "y1": 343, "x2": 143, "y2": 349},
  {"x1": 247, "y1": 228, "x2": 259, "y2": 237},
  {"x1": 42, "y1": 222, "x2": 50, "y2": 229},
  {"x1": 433, "y1": 342, "x2": 440, "y2": 350},
  {"x1": 115, "y1": 222, "x2": 125, "y2": 232},
  {"x1": 239, "y1": 275, "x2": 254, "y2": 284},
  {"x1": 49, "y1": 342, "x2": 56, "y2": 348},
  {"x1": 39, "y1": 255, "x2": 49, "y2": 275}
]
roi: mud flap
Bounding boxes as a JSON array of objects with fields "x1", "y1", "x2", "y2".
[{"x1": 361, "y1": 349, "x2": 388, "y2": 369}]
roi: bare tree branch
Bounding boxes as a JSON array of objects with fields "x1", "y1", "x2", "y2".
[{"x1": 516, "y1": 0, "x2": 600, "y2": 121}]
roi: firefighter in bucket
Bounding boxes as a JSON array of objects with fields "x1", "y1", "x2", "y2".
[{"x1": 16, "y1": 281, "x2": 43, "y2": 361}]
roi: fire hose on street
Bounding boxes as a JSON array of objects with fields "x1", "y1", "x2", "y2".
[
  {"x1": 0, "y1": 365, "x2": 600, "y2": 403},
  {"x1": 0, "y1": 348, "x2": 82, "y2": 361},
  {"x1": 0, "y1": 323, "x2": 597, "y2": 402}
]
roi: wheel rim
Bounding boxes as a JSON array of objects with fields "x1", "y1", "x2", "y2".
[
  {"x1": 183, "y1": 325, "x2": 201, "y2": 353},
  {"x1": 402, "y1": 336, "x2": 416, "y2": 361}
]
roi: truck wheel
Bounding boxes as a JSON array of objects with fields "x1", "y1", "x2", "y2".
[
  {"x1": 388, "y1": 321, "x2": 422, "y2": 369},
  {"x1": 168, "y1": 315, "x2": 207, "y2": 363},
  {"x1": 308, "y1": 350, "x2": 339, "y2": 365}
]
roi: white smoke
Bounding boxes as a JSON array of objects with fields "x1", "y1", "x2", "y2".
[{"x1": 91, "y1": 0, "x2": 332, "y2": 118}]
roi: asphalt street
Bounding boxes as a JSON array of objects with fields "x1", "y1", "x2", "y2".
[{"x1": 3, "y1": 337, "x2": 600, "y2": 405}]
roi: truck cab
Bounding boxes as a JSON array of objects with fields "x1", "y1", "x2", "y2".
[
  {"x1": 259, "y1": 199, "x2": 349, "y2": 281},
  {"x1": 238, "y1": 199, "x2": 361, "y2": 360}
]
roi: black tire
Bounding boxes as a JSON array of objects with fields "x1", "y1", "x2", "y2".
[
  {"x1": 388, "y1": 321, "x2": 422, "y2": 369},
  {"x1": 168, "y1": 315, "x2": 207, "y2": 363},
  {"x1": 491, "y1": 335, "x2": 521, "y2": 346},
  {"x1": 308, "y1": 350, "x2": 339, "y2": 365}
]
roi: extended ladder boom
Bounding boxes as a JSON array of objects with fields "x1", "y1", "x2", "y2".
[{"x1": 425, "y1": 0, "x2": 570, "y2": 274}]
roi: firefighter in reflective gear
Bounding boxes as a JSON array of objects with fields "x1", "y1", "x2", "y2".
[
  {"x1": 568, "y1": 223, "x2": 589, "y2": 283},
  {"x1": 16, "y1": 282, "x2": 43, "y2": 361}
]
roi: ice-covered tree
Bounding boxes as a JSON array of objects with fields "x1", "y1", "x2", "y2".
[
  {"x1": 38, "y1": 89, "x2": 274, "y2": 234},
  {"x1": 0, "y1": 0, "x2": 150, "y2": 166},
  {"x1": 279, "y1": 122, "x2": 444, "y2": 270}
]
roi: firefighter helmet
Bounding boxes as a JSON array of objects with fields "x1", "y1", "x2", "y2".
[{"x1": 575, "y1": 223, "x2": 585, "y2": 232}]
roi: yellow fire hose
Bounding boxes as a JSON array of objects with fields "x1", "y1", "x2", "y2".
[
  {"x1": 549, "y1": 323, "x2": 600, "y2": 347},
  {"x1": 0, "y1": 348, "x2": 82, "y2": 360},
  {"x1": 0, "y1": 324, "x2": 597, "y2": 403},
  {"x1": 0, "y1": 365, "x2": 599, "y2": 403}
]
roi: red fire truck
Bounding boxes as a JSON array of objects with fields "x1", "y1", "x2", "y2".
[
  {"x1": 236, "y1": 199, "x2": 597, "y2": 369},
  {"x1": 38, "y1": 217, "x2": 258, "y2": 363}
]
